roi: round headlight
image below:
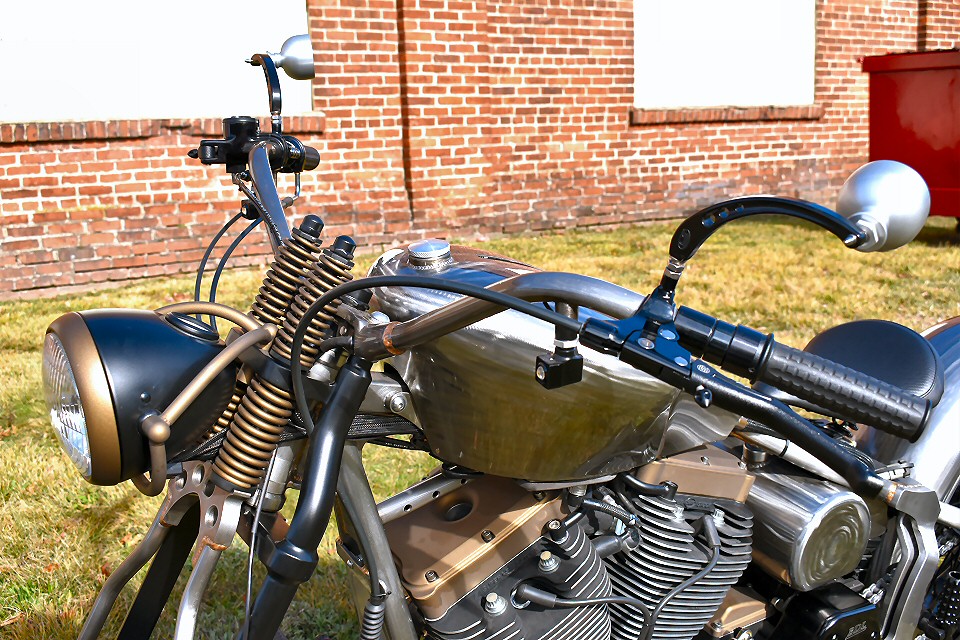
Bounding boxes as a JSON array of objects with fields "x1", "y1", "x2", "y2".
[
  {"x1": 43, "y1": 310, "x2": 238, "y2": 486},
  {"x1": 42, "y1": 332, "x2": 92, "y2": 479}
]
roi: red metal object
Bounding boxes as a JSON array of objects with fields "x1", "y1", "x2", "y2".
[{"x1": 862, "y1": 50, "x2": 960, "y2": 218}]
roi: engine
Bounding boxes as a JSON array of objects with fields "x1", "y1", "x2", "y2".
[{"x1": 340, "y1": 446, "x2": 754, "y2": 640}]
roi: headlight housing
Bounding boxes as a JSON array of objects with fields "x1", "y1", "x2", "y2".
[{"x1": 43, "y1": 310, "x2": 238, "y2": 485}]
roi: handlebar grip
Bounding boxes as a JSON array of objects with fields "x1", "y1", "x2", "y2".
[
  {"x1": 301, "y1": 145, "x2": 320, "y2": 171},
  {"x1": 758, "y1": 341, "x2": 930, "y2": 441}
]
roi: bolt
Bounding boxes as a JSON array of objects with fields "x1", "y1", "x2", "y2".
[
  {"x1": 660, "y1": 328, "x2": 677, "y2": 341},
  {"x1": 532, "y1": 491, "x2": 545, "y2": 501},
  {"x1": 694, "y1": 385, "x2": 713, "y2": 408},
  {"x1": 674, "y1": 356, "x2": 689, "y2": 367},
  {"x1": 425, "y1": 570, "x2": 439, "y2": 582},
  {"x1": 538, "y1": 551, "x2": 560, "y2": 573},
  {"x1": 484, "y1": 592, "x2": 506, "y2": 616},
  {"x1": 481, "y1": 529, "x2": 495, "y2": 543},
  {"x1": 701, "y1": 456, "x2": 710, "y2": 465},
  {"x1": 710, "y1": 621, "x2": 723, "y2": 630},
  {"x1": 535, "y1": 364, "x2": 546, "y2": 381},
  {"x1": 547, "y1": 519, "x2": 561, "y2": 531},
  {"x1": 638, "y1": 337, "x2": 654, "y2": 350},
  {"x1": 388, "y1": 394, "x2": 407, "y2": 413}
]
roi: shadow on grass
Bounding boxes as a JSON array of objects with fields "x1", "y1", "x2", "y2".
[{"x1": 913, "y1": 218, "x2": 960, "y2": 247}]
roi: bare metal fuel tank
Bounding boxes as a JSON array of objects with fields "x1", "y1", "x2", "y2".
[{"x1": 368, "y1": 241, "x2": 739, "y2": 482}]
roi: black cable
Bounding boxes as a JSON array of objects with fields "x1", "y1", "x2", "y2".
[
  {"x1": 514, "y1": 583, "x2": 652, "y2": 624},
  {"x1": 289, "y1": 276, "x2": 583, "y2": 438},
  {"x1": 244, "y1": 449, "x2": 278, "y2": 640},
  {"x1": 207, "y1": 216, "x2": 263, "y2": 332},
  {"x1": 194, "y1": 212, "x2": 243, "y2": 319},
  {"x1": 335, "y1": 452, "x2": 388, "y2": 602},
  {"x1": 640, "y1": 515, "x2": 722, "y2": 640},
  {"x1": 580, "y1": 497, "x2": 637, "y2": 528}
]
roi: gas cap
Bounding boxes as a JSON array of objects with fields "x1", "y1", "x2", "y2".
[{"x1": 408, "y1": 239, "x2": 453, "y2": 269}]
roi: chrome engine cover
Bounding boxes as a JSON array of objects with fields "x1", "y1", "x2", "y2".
[
  {"x1": 368, "y1": 244, "x2": 739, "y2": 481},
  {"x1": 746, "y1": 463, "x2": 871, "y2": 592}
]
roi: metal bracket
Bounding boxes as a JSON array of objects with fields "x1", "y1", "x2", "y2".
[{"x1": 79, "y1": 461, "x2": 247, "y2": 640}]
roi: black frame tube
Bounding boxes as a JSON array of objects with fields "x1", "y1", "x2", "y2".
[{"x1": 245, "y1": 356, "x2": 372, "y2": 640}]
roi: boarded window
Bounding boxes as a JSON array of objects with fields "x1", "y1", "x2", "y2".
[
  {"x1": 634, "y1": 0, "x2": 816, "y2": 109},
  {"x1": 0, "y1": 1, "x2": 312, "y2": 123}
]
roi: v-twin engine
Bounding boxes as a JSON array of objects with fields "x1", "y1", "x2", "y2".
[{"x1": 340, "y1": 446, "x2": 756, "y2": 640}]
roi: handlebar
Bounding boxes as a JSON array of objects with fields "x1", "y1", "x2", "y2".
[{"x1": 674, "y1": 306, "x2": 931, "y2": 441}]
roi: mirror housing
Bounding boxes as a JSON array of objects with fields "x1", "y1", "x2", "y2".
[
  {"x1": 837, "y1": 160, "x2": 930, "y2": 252},
  {"x1": 270, "y1": 34, "x2": 316, "y2": 80}
]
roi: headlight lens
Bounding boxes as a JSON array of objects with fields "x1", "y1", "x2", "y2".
[{"x1": 42, "y1": 332, "x2": 92, "y2": 479}]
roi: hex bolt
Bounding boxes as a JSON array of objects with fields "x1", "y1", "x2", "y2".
[
  {"x1": 425, "y1": 570, "x2": 439, "y2": 582},
  {"x1": 481, "y1": 529, "x2": 495, "y2": 543},
  {"x1": 388, "y1": 394, "x2": 407, "y2": 414},
  {"x1": 484, "y1": 592, "x2": 506, "y2": 616},
  {"x1": 538, "y1": 551, "x2": 560, "y2": 573}
]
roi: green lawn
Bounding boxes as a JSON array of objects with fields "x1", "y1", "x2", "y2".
[{"x1": 1, "y1": 216, "x2": 958, "y2": 638}]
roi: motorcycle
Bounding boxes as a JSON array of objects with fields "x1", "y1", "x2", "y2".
[{"x1": 41, "y1": 38, "x2": 960, "y2": 640}]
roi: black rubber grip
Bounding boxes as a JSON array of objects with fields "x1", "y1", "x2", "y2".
[
  {"x1": 302, "y1": 145, "x2": 320, "y2": 171},
  {"x1": 759, "y1": 341, "x2": 930, "y2": 441}
]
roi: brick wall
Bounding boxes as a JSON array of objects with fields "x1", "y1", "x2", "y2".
[{"x1": 1, "y1": 0, "x2": 956, "y2": 299}]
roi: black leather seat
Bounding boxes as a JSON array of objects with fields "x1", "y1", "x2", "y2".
[{"x1": 756, "y1": 319, "x2": 944, "y2": 417}]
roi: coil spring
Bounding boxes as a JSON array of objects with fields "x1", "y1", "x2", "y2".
[
  {"x1": 250, "y1": 217, "x2": 325, "y2": 326},
  {"x1": 935, "y1": 571, "x2": 960, "y2": 634},
  {"x1": 209, "y1": 384, "x2": 246, "y2": 438},
  {"x1": 359, "y1": 597, "x2": 386, "y2": 640},
  {"x1": 273, "y1": 242, "x2": 355, "y2": 366},
  {"x1": 213, "y1": 376, "x2": 294, "y2": 488},
  {"x1": 212, "y1": 230, "x2": 357, "y2": 491}
]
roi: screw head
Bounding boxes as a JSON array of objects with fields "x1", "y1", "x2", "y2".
[
  {"x1": 481, "y1": 529, "x2": 495, "y2": 543},
  {"x1": 425, "y1": 570, "x2": 439, "y2": 582},
  {"x1": 388, "y1": 394, "x2": 407, "y2": 413},
  {"x1": 535, "y1": 365, "x2": 546, "y2": 381}
]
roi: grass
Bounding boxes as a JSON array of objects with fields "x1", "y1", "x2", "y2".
[{"x1": 0, "y1": 216, "x2": 957, "y2": 638}]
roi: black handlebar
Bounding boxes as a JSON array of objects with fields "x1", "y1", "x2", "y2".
[{"x1": 674, "y1": 306, "x2": 931, "y2": 441}]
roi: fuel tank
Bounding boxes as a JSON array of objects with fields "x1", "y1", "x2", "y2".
[{"x1": 368, "y1": 241, "x2": 739, "y2": 481}]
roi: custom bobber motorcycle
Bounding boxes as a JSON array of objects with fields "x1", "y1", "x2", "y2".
[{"x1": 42, "y1": 37, "x2": 960, "y2": 640}]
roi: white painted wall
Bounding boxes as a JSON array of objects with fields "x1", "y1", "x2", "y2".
[
  {"x1": 634, "y1": 0, "x2": 816, "y2": 109},
  {"x1": 0, "y1": 1, "x2": 312, "y2": 123}
]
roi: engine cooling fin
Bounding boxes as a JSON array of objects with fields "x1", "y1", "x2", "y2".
[
  {"x1": 424, "y1": 522, "x2": 612, "y2": 640},
  {"x1": 606, "y1": 494, "x2": 753, "y2": 640}
]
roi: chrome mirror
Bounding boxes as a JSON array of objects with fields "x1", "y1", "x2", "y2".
[
  {"x1": 269, "y1": 34, "x2": 316, "y2": 81},
  {"x1": 837, "y1": 160, "x2": 931, "y2": 252}
]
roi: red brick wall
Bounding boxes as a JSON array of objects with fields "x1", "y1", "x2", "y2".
[
  {"x1": 921, "y1": 0, "x2": 960, "y2": 50},
  {"x1": 1, "y1": 0, "x2": 956, "y2": 299}
]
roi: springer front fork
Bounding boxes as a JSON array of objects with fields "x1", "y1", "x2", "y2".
[{"x1": 77, "y1": 355, "x2": 413, "y2": 640}]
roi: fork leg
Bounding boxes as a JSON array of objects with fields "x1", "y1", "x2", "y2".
[
  {"x1": 78, "y1": 512, "x2": 171, "y2": 640},
  {"x1": 117, "y1": 504, "x2": 201, "y2": 639},
  {"x1": 173, "y1": 544, "x2": 224, "y2": 640}
]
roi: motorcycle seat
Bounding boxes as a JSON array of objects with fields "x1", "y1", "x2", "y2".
[{"x1": 755, "y1": 318, "x2": 944, "y2": 420}]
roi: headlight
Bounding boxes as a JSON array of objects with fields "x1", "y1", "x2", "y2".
[
  {"x1": 43, "y1": 333, "x2": 92, "y2": 479},
  {"x1": 43, "y1": 310, "x2": 238, "y2": 486}
]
